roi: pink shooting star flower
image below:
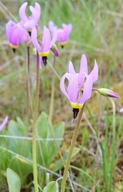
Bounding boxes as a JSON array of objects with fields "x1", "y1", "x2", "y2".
[
  {"x1": 19, "y1": 2, "x2": 41, "y2": 34},
  {"x1": 57, "y1": 23, "x2": 72, "y2": 48},
  {"x1": 6, "y1": 20, "x2": 28, "y2": 52},
  {"x1": 49, "y1": 21, "x2": 72, "y2": 48},
  {"x1": 31, "y1": 26, "x2": 57, "y2": 65},
  {"x1": 60, "y1": 54, "x2": 98, "y2": 118},
  {"x1": 0, "y1": 116, "x2": 8, "y2": 131}
]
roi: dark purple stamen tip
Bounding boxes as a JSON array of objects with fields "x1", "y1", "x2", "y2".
[
  {"x1": 73, "y1": 108, "x2": 79, "y2": 119},
  {"x1": 12, "y1": 48, "x2": 16, "y2": 53},
  {"x1": 42, "y1": 56, "x2": 48, "y2": 66},
  {"x1": 28, "y1": 31, "x2": 31, "y2": 36}
]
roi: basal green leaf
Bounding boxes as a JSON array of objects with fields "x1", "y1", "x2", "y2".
[
  {"x1": 43, "y1": 181, "x2": 58, "y2": 192},
  {"x1": 7, "y1": 168, "x2": 21, "y2": 192}
]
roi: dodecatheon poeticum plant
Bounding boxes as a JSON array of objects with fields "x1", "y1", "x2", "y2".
[
  {"x1": 49, "y1": 21, "x2": 72, "y2": 48},
  {"x1": 60, "y1": 54, "x2": 98, "y2": 118},
  {"x1": 0, "y1": 116, "x2": 8, "y2": 131},
  {"x1": 19, "y1": 2, "x2": 41, "y2": 35},
  {"x1": 31, "y1": 26, "x2": 57, "y2": 66},
  {"x1": 6, "y1": 20, "x2": 28, "y2": 53}
]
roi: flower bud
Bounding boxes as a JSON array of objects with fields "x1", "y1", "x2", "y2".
[
  {"x1": 97, "y1": 88, "x2": 119, "y2": 98},
  {"x1": 51, "y1": 43, "x2": 59, "y2": 57}
]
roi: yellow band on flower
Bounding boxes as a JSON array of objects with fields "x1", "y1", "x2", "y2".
[
  {"x1": 58, "y1": 41, "x2": 67, "y2": 46},
  {"x1": 10, "y1": 44, "x2": 18, "y2": 49},
  {"x1": 70, "y1": 102, "x2": 83, "y2": 109},
  {"x1": 28, "y1": 29, "x2": 32, "y2": 32},
  {"x1": 38, "y1": 51, "x2": 50, "y2": 57}
]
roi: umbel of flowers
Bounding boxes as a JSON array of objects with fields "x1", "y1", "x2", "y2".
[{"x1": 5, "y1": 2, "x2": 72, "y2": 67}]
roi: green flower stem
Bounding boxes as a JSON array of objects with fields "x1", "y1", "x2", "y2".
[
  {"x1": 32, "y1": 52, "x2": 40, "y2": 192},
  {"x1": 49, "y1": 56, "x2": 56, "y2": 122},
  {"x1": 21, "y1": 46, "x2": 30, "y2": 155},
  {"x1": 61, "y1": 104, "x2": 85, "y2": 192},
  {"x1": 26, "y1": 46, "x2": 30, "y2": 136},
  {"x1": 108, "y1": 98, "x2": 116, "y2": 191}
]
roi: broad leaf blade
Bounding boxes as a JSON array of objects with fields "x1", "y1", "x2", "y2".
[
  {"x1": 7, "y1": 168, "x2": 21, "y2": 192},
  {"x1": 43, "y1": 181, "x2": 58, "y2": 192}
]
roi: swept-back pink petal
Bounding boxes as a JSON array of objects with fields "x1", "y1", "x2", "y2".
[
  {"x1": 57, "y1": 28, "x2": 65, "y2": 42},
  {"x1": 0, "y1": 116, "x2": 8, "y2": 131},
  {"x1": 31, "y1": 27, "x2": 41, "y2": 52},
  {"x1": 34, "y1": 2, "x2": 40, "y2": 11},
  {"x1": 62, "y1": 23, "x2": 72, "y2": 34},
  {"x1": 68, "y1": 24, "x2": 72, "y2": 33},
  {"x1": 68, "y1": 61, "x2": 76, "y2": 74},
  {"x1": 50, "y1": 27, "x2": 57, "y2": 47},
  {"x1": 30, "y1": 6, "x2": 40, "y2": 23},
  {"x1": 42, "y1": 26, "x2": 50, "y2": 51},
  {"x1": 60, "y1": 73, "x2": 74, "y2": 100},
  {"x1": 80, "y1": 54, "x2": 88, "y2": 74},
  {"x1": 78, "y1": 70, "x2": 86, "y2": 86},
  {"x1": 34, "y1": 2, "x2": 41, "y2": 19},
  {"x1": 80, "y1": 74, "x2": 93, "y2": 104},
  {"x1": 89, "y1": 60, "x2": 98, "y2": 83},
  {"x1": 48, "y1": 21, "x2": 55, "y2": 32},
  {"x1": 9, "y1": 24, "x2": 21, "y2": 45},
  {"x1": 68, "y1": 74, "x2": 79, "y2": 103},
  {"x1": 19, "y1": 2, "x2": 28, "y2": 21},
  {"x1": 6, "y1": 20, "x2": 16, "y2": 41}
]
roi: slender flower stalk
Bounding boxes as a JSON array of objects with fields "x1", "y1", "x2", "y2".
[
  {"x1": 61, "y1": 104, "x2": 85, "y2": 192},
  {"x1": 26, "y1": 46, "x2": 30, "y2": 135},
  {"x1": 32, "y1": 52, "x2": 40, "y2": 192},
  {"x1": 21, "y1": 46, "x2": 31, "y2": 155},
  {"x1": 49, "y1": 55, "x2": 56, "y2": 122},
  {"x1": 108, "y1": 98, "x2": 116, "y2": 191}
]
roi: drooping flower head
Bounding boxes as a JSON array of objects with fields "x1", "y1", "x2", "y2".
[
  {"x1": 57, "y1": 23, "x2": 72, "y2": 47},
  {"x1": 31, "y1": 26, "x2": 57, "y2": 65},
  {"x1": 60, "y1": 54, "x2": 98, "y2": 118},
  {"x1": 49, "y1": 21, "x2": 72, "y2": 48},
  {"x1": 19, "y1": 2, "x2": 41, "y2": 33},
  {"x1": 6, "y1": 20, "x2": 28, "y2": 52},
  {"x1": 0, "y1": 116, "x2": 8, "y2": 131}
]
